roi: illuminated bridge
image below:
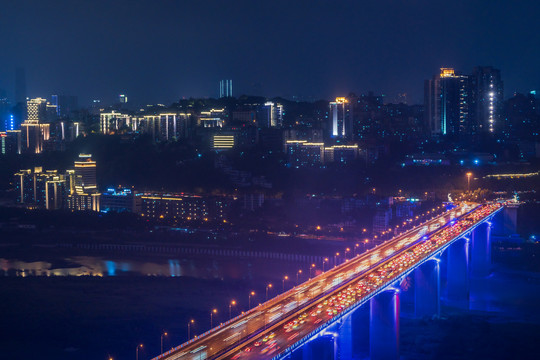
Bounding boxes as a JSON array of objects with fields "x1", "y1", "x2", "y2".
[{"x1": 152, "y1": 200, "x2": 516, "y2": 360}]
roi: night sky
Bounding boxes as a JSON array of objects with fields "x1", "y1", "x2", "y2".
[{"x1": 1, "y1": 0, "x2": 539, "y2": 105}]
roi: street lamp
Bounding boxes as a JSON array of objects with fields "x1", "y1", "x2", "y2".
[
  {"x1": 309, "y1": 263, "x2": 315, "y2": 279},
  {"x1": 248, "y1": 292, "x2": 255, "y2": 310},
  {"x1": 229, "y1": 300, "x2": 236, "y2": 319},
  {"x1": 266, "y1": 283, "x2": 272, "y2": 301},
  {"x1": 345, "y1": 248, "x2": 350, "y2": 260},
  {"x1": 135, "y1": 344, "x2": 143, "y2": 360},
  {"x1": 323, "y1": 258, "x2": 328, "y2": 272},
  {"x1": 354, "y1": 244, "x2": 359, "y2": 256},
  {"x1": 188, "y1": 319, "x2": 194, "y2": 340},
  {"x1": 296, "y1": 270, "x2": 302, "y2": 285},
  {"x1": 160, "y1": 331, "x2": 168, "y2": 354},
  {"x1": 334, "y1": 252, "x2": 340, "y2": 267},
  {"x1": 466, "y1": 172, "x2": 472, "y2": 192},
  {"x1": 282, "y1": 276, "x2": 288, "y2": 292},
  {"x1": 210, "y1": 308, "x2": 217, "y2": 328}
]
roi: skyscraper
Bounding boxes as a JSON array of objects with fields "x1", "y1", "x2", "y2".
[
  {"x1": 219, "y1": 80, "x2": 233, "y2": 98},
  {"x1": 329, "y1": 97, "x2": 352, "y2": 139},
  {"x1": 74, "y1": 154, "x2": 97, "y2": 193},
  {"x1": 67, "y1": 154, "x2": 100, "y2": 211},
  {"x1": 21, "y1": 98, "x2": 51, "y2": 153},
  {"x1": 424, "y1": 68, "x2": 471, "y2": 137},
  {"x1": 259, "y1": 102, "x2": 284, "y2": 127},
  {"x1": 470, "y1": 66, "x2": 503, "y2": 134}
]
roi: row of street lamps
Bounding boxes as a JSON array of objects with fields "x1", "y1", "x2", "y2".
[{"x1": 124, "y1": 202, "x2": 455, "y2": 360}]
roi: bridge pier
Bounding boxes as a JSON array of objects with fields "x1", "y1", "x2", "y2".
[
  {"x1": 471, "y1": 222, "x2": 491, "y2": 278},
  {"x1": 414, "y1": 258, "x2": 440, "y2": 318},
  {"x1": 302, "y1": 334, "x2": 336, "y2": 360},
  {"x1": 493, "y1": 204, "x2": 518, "y2": 236},
  {"x1": 446, "y1": 237, "x2": 469, "y2": 307},
  {"x1": 337, "y1": 315, "x2": 353, "y2": 360},
  {"x1": 370, "y1": 289, "x2": 400, "y2": 360}
]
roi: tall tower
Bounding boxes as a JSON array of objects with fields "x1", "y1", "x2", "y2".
[
  {"x1": 21, "y1": 98, "x2": 50, "y2": 153},
  {"x1": 470, "y1": 66, "x2": 503, "y2": 134},
  {"x1": 329, "y1": 97, "x2": 352, "y2": 139},
  {"x1": 219, "y1": 80, "x2": 233, "y2": 98},
  {"x1": 424, "y1": 68, "x2": 471, "y2": 137}
]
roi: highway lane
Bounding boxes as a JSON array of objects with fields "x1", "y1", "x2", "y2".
[
  {"x1": 216, "y1": 202, "x2": 503, "y2": 360},
  {"x1": 154, "y1": 202, "x2": 477, "y2": 360}
]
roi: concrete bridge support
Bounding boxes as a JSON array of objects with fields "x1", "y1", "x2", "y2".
[
  {"x1": 337, "y1": 314, "x2": 353, "y2": 360},
  {"x1": 302, "y1": 334, "x2": 336, "y2": 360},
  {"x1": 446, "y1": 237, "x2": 469, "y2": 307},
  {"x1": 370, "y1": 289, "x2": 400, "y2": 360},
  {"x1": 471, "y1": 222, "x2": 491, "y2": 278},
  {"x1": 414, "y1": 259, "x2": 440, "y2": 318}
]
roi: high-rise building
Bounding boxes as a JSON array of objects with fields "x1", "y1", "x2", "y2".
[
  {"x1": 219, "y1": 80, "x2": 233, "y2": 98},
  {"x1": 67, "y1": 154, "x2": 100, "y2": 211},
  {"x1": 15, "y1": 68, "x2": 26, "y2": 105},
  {"x1": 119, "y1": 94, "x2": 128, "y2": 104},
  {"x1": 470, "y1": 66, "x2": 504, "y2": 134},
  {"x1": 14, "y1": 167, "x2": 66, "y2": 209},
  {"x1": 21, "y1": 98, "x2": 51, "y2": 153},
  {"x1": 424, "y1": 68, "x2": 471, "y2": 137},
  {"x1": 0, "y1": 130, "x2": 22, "y2": 155},
  {"x1": 74, "y1": 154, "x2": 97, "y2": 193},
  {"x1": 329, "y1": 97, "x2": 352, "y2": 139},
  {"x1": 259, "y1": 102, "x2": 284, "y2": 127}
]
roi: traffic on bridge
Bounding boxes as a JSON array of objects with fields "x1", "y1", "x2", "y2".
[{"x1": 153, "y1": 201, "x2": 504, "y2": 360}]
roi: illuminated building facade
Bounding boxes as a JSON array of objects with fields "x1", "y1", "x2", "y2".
[
  {"x1": 424, "y1": 68, "x2": 471, "y2": 137},
  {"x1": 329, "y1": 97, "x2": 352, "y2": 139},
  {"x1": 325, "y1": 145, "x2": 359, "y2": 164},
  {"x1": 140, "y1": 193, "x2": 227, "y2": 223},
  {"x1": 213, "y1": 135, "x2": 235, "y2": 150},
  {"x1": 14, "y1": 167, "x2": 67, "y2": 210},
  {"x1": 259, "y1": 102, "x2": 284, "y2": 128},
  {"x1": 20, "y1": 98, "x2": 55, "y2": 153},
  {"x1": 471, "y1": 66, "x2": 503, "y2": 134},
  {"x1": 286, "y1": 140, "x2": 325, "y2": 167},
  {"x1": 100, "y1": 111, "x2": 132, "y2": 134},
  {"x1": 199, "y1": 108, "x2": 227, "y2": 128},
  {"x1": 0, "y1": 130, "x2": 21, "y2": 155},
  {"x1": 100, "y1": 187, "x2": 142, "y2": 213},
  {"x1": 286, "y1": 140, "x2": 359, "y2": 166},
  {"x1": 67, "y1": 154, "x2": 100, "y2": 211},
  {"x1": 219, "y1": 80, "x2": 233, "y2": 98}
]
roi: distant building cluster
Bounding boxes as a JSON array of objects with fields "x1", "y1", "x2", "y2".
[
  {"x1": 15, "y1": 154, "x2": 100, "y2": 211},
  {"x1": 13, "y1": 154, "x2": 231, "y2": 224},
  {"x1": 1, "y1": 65, "x2": 539, "y2": 167},
  {"x1": 424, "y1": 66, "x2": 504, "y2": 137}
]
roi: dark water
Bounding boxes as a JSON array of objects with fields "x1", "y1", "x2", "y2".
[
  {"x1": 1, "y1": 204, "x2": 539, "y2": 360},
  {"x1": 0, "y1": 254, "x2": 303, "y2": 280}
]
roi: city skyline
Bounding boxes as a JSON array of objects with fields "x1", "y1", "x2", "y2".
[{"x1": 1, "y1": 1, "x2": 540, "y2": 105}]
